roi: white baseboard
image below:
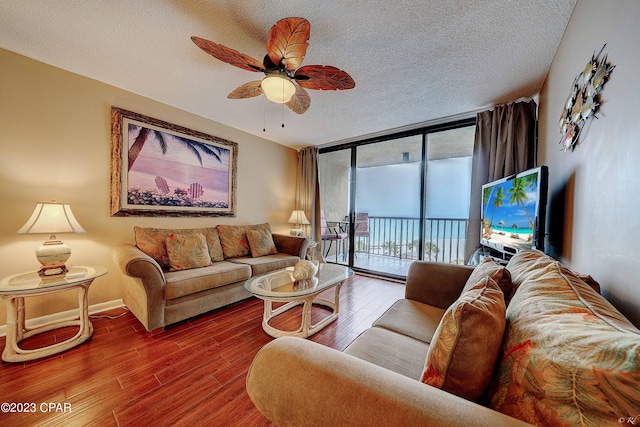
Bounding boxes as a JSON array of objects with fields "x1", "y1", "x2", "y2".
[{"x1": 0, "y1": 299, "x2": 125, "y2": 338}]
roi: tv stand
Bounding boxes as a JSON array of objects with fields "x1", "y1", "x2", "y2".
[{"x1": 479, "y1": 245, "x2": 511, "y2": 265}]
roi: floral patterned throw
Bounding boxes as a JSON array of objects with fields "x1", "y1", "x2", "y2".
[{"x1": 489, "y1": 250, "x2": 640, "y2": 426}]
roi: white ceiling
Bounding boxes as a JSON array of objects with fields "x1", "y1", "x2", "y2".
[{"x1": 0, "y1": 0, "x2": 576, "y2": 150}]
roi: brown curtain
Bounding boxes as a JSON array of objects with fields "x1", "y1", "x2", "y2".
[
  {"x1": 296, "y1": 146, "x2": 322, "y2": 259},
  {"x1": 464, "y1": 99, "x2": 538, "y2": 262}
]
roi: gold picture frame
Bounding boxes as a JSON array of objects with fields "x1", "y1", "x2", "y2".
[{"x1": 110, "y1": 107, "x2": 237, "y2": 217}]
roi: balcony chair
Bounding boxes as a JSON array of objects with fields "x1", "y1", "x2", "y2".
[
  {"x1": 321, "y1": 210, "x2": 347, "y2": 263},
  {"x1": 354, "y1": 212, "x2": 370, "y2": 256}
]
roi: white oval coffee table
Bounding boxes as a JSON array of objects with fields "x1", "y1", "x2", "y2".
[{"x1": 244, "y1": 263, "x2": 353, "y2": 338}]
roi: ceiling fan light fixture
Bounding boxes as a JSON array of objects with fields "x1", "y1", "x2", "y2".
[{"x1": 261, "y1": 75, "x2": 296, "y2": 103}]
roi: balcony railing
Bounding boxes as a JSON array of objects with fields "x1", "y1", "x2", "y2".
[{"x1": 356, "y1": 216, "x2": 468, "y2": 265}]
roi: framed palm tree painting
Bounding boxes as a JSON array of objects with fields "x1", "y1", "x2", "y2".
[{"x1": 110, "y1": 107, "x2": 237, "y2": 217}]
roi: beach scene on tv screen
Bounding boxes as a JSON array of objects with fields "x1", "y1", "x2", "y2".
[{"x1": 481, "y1": 172, "x2": 539, "y2": 252}]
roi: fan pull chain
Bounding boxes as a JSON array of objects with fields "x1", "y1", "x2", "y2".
[
  {"x1": 281, "y1": 79, "x2": 285, "y2": 128},
  {"x1": 263, "y1": 95, "x2": 266, "y2": 132}
]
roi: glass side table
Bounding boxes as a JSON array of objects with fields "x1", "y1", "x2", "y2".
[{"x1": 0, "y1": 265, "x2": 108, "y2": 363}]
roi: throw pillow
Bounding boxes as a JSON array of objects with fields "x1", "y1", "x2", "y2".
[
  {"x1": 201, "y1": 227, "x2": 225, "y2": 262},
  {"x1": 165, "y1": 233, "x2": 213, "y2": 271},
  {"x1": 246, "y1": 228, "x2": 278, "y2": 257},
  {"x1": 463, "y1": 258, "x2": 513, "y2": 303},
  {"x1": 134, "y1": 226, "x2": 171, "y2": 268},
  {"x1": 134, "y1": 226, "x2": 224, "y2": 267},
  {"x1": 420, "y1": 277, "x2": 506, "y2": 401},
  {"x1": 217, "y1": 225, "x2": 250, "y2": 258},
  {"x1": 217, "y1": 223, "x2": 272, "y2": 259}
]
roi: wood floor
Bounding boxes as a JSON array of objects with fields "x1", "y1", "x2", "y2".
[{"x1": 0, "y1": 274, "x2": 405, "y2": 426}]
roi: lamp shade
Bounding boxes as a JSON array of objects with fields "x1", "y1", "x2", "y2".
[
  {"x1": 261, "y1": 75, "x2": 296, "y2": 104},
  {"x1": 17, "y1": 202, "x2": 86, "y2": 275},
  {"x1": 18, "y1": 202, "x2": 86, "y2": 235},
  {"x1": 287, "y1": 210, "x2": 310, "y2": 225},
  {"x1": 287, "y1": 210, "x2": 310, "y2": 237}
]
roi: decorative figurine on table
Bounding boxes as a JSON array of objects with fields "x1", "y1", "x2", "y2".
[{"x1": 292, "y1": 259, "x2": 319, "y2": 280}]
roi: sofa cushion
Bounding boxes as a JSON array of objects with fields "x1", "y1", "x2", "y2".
[
  {"x1": 246, "y1": 228, "x2": 278, "y2": 258},
  {"x1": 229, "y1": 253, "x2": 299, "y2": 276},
  {"x1": 463, "y1": 257, "x2": 513, "y2": 302},
  {"x1": 134, "y1": 226, "x2": 225, "y2": 268},
  {"x1": 164, "y1": 261, "x2": 251, "y2": 300},
  {"x1": 420, "y1": 277, "x2": 506, "y2": 402},
  {"x1": 165, "y1": 233, "x2": 213, "y2": 271},
  {"x1": 372, "y1": 299, "x2": 446, "y2": 344},
  {"x1": 490, "y1": 250, "x2": 640, "y2": 426},
  {"x1": 344, "y1": 326, "x2": 430, "y2": 380}
]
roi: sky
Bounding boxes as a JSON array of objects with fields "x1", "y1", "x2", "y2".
[
  {"x1": 482, "y1": 177, "x2": 539, "y2": 229},
  {"x1": 355, "y1": 157, "x2": 472, "y2": 219}
]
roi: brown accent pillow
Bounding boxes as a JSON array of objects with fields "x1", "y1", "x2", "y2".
[
  {"x1": 246, "y1": 228, "x2": 278, "y2": 257},
  {"x1": 217, "y1": 225, "x2": 250, "y2": 258},
  {"x1": 202, "y1": 227, "x2": 225, "y2": 262},
  {"x1": 420, "y1": 277, "x2": 506, "y2": 401},
  {"x1": 134, "y1": 226, "x2": 171, "y2": 267},
  {"x1": 464, "y1": 258, "x2": 513, "y2": 303},
  {"x1": 217, "y1": 223, "x2": 271, "y2": 259},
  {"x1": 165, "y1": 233, "x2": 213, "y2": 271}
]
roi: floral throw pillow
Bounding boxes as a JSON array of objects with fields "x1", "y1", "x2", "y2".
[
  {"x1": 464, "y1": 258, "x2": 513, "y2": 303},
  {"x1": 217, "y1": 223, "x2": 272, "y2": 259},
  {"x1": 246, "y1": 228, "x2": 278, "y2": 257},
  {"x1": 202, "y1": 227, "x2": 225, "y2": 262},
  {"x1": 217, "y1": 225, "x2": 250, "y2": 258},
  {"x1": 165, "y1": 233, "x2": 213, "y2": 271},
  {"x1": 134, "y1": 226, "x2": 171, "y2": 268},
  {"x1": 421, "y1": 277, "x2": 506, "y2": 401}
]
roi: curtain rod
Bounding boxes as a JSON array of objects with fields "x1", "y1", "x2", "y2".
[{"x1": 317, "y1": 96, "x2": 538, "y2": 150}]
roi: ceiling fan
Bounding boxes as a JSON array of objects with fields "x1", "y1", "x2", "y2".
[{"x1": 191, "y1": 17, "x2": 355, "y2": 114}]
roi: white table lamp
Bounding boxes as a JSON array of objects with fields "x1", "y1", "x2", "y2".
[
  {"x1": 17, "y1": 202, "x2": 86, "y2": 276},
  {"x1": 287, "y1": 210, "x2": 310, "y2": 236}
]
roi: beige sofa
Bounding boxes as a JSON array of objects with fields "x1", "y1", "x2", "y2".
[
  {"x1": 113, "y1": 224, "x2": 309, "y2": 331},
  {"x1": 246, "y1": 250, "x2": 640, "y2": 426}
]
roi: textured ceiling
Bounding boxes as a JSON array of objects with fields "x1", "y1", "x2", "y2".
[{"x1": 0, "y1": 0, "x2": 576, "y2": 150}]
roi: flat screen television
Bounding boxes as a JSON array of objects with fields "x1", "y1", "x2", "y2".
[{"x1": 480, "y1": 165, "x2": 548, "y2": 258}]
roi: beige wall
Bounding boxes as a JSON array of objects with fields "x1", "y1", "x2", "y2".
[
  {"x1": 0, "y1": 49, "x2": 298, "y2": 325},
  {"x1": 539, "y1": 0, "x2": 640, "y2": 326}
]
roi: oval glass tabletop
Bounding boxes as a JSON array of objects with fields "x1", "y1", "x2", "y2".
[
  {"x1": 245, "y1": 263, "x2": 353, "y2": 298},
  {"x1": 0, "y1": 265, "x2": 108, "y2": 294}
]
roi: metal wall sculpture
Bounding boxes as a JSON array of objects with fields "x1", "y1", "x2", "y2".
[{"x1": 559, "y1": 44, "x2": 615, "y2": 152}]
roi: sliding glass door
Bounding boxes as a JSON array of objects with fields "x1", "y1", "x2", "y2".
[
  {"x1": 353, "y1": 136, "x2": 423, "y2": 275},
  {"x1": 319, "y1": 120, "x2": 475, "y2": 279},
  {"x1": 318, "y1": 149, "x2": 352, "y2": 264}
]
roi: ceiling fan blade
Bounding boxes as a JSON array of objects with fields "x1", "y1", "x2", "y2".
[
  {"x1": 294, "y1": 65, "x2": 355, "y2": 90},
  {"x1": 191, "y1": 36, "x2": 265, "y2": 73},
  {"x1": 267, "y1": 17, "x2": 310, "y2": 71},
  {"x1": 227, "y1": 81, "x2": 263, "y2": 99},
  {"x1": 286, "y1": 85, "x2": 311, "y2": 114}
]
